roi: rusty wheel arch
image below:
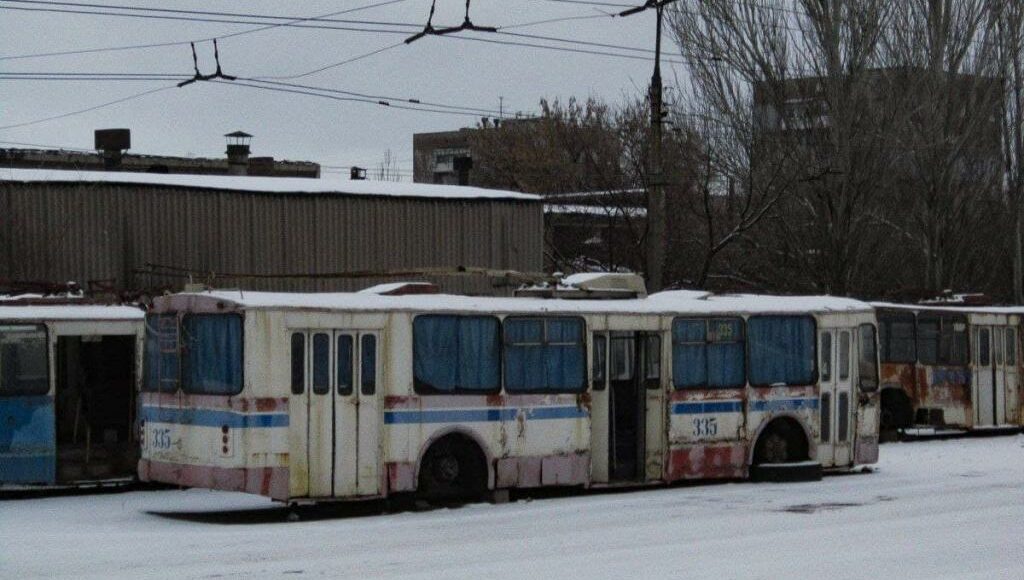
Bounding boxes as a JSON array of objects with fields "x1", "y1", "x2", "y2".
[
  {"x1": 413, "y1": 427, "x2": 495, "y2": 493},
  {"x1": 747, "y1": 414, "x2": 814, "y2": 466}
]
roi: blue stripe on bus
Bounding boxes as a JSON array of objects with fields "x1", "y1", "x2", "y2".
[
  {"x1": 671, "y1": 398, "x2": 819, "y2": 415},
  {"x1": 140, "y1": 406, "x2": 289, "y2": 428},
  {"x1": 384, "y1": 405, "x2": 587, "y2": 425},
  {"x1": 750, "y1": 398, "x2": 819, "y2": 412},
  {"x1": 672, "y1": 401, "x2": 743, "y2": 415}
]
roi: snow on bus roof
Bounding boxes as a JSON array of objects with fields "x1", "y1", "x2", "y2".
[
  {"x1": 180, "y1": 289, "x2": 871, "y2": 315},
  {"x1": 0, "y1": 304, "x2": 144, "y2": 322},
  {"x1": 0, "y1": 168, "x2": 540, "y2": 202},
  {"x1": 872, "y1": 301, "x2": 1024, "y2": 315}
]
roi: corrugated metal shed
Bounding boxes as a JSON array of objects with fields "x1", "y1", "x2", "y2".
[{"x1": 0, "y1": 169, "x2": 543, "y2": 296}]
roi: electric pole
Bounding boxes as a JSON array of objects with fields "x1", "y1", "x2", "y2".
[{"x1": 621, "y1": 0, "x2": 677, "y2": 293}]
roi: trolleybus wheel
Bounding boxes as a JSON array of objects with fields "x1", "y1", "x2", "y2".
[
  {"x1": 418, "y1": 434, "x2": 487, "y2": 504},
  {"x1": 750, "y1": 418, "x2": 819, "y2": 482}
]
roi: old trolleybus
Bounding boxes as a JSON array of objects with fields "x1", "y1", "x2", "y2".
[
  {"x1": 1, "y1": 303, "x2": 144, "y2": 488},
  {"x1": 875, "y1": 303, "x2": 1023, "y2": 436},
  {"x1": 139, "y1": 279, "x2": 881, "y2": 502}
]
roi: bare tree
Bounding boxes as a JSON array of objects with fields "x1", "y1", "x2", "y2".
[
  {"x1": 374, "y1": 149, "x2": 403, "y2": 182},
  {"x1": 878, "y1": 1, "x2": 1005, "y2": 296},
  {"x1": 996, "y1": 1, "x2": 1024, "y2": 302}
]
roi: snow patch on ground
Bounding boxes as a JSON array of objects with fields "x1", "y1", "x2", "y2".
[{"x1": 1, "y1": 436, "x2": 1022, "y2": 579}]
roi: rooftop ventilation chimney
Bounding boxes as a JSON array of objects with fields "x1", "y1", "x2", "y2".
[
  {"x1": 224, "y1": 131, "x2": 252, "y2": 175},
  {"x1": 94, "y1": 128, "x2": 131, "y2": 171}
]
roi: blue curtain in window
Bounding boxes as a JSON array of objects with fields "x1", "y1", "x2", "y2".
[
  {"x1": 707, "y1": 342, "x2": 744, "y2": 387},
  {"x1": 414, "y1": 316, "x2": 459, "y2": 391},
  {"x1": 505, "y1": 319, "x2": 545, "y2": 391},
  {"x1": 708, "y1": 319, "x2": 744, "y2": 388},
  {"x1": 505, "y1": 318, "x2": 584, "y2": 393},
  {"x1": 413, "y1": 315, "x2": 499, "y2": 392},
  {"x1": 672, "y1": 320, "x2": 706, "y2": 388},
  {"x1": 144, "y1": 314, "x2": 179, "y2": 393},
  {"x1": 748, "y1": 316, "x2": 815, "y2": 386},
  {"x1": 458, "y1": 317, "x2": 501, "y2": 390},
  {"x1": 183, "y1": 314, "x2": 243, "y2": 395}
]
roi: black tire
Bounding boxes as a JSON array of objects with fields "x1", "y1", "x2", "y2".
[
  {"x1": 880, "y1": 389, "x2": 913, "y2": 431},
  {"x1": 418, "y1": 435, "x2": 487, "y2": 504},
  {"x1": 753, "y1": 419, "x2": 809, "y2": 465}
]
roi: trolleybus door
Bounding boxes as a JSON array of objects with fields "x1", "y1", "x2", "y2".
[
  {"x1": 589, "y1": 331, "x2": 610, "y2": 483},
  {"x1": 333, "y1": 331, "x2": 381, "y2": 497},
  {"x1": 994, "y1": 326, "x2": 1008, "y2": 426},
  {"x1": 818, "y1": 328, "x2": 854, "y2": 467},
  {"x1": 606, "y1": 331, "x2": 661, "y2": 482},
  {"x1": 973, "y1": 326, "x2": 996, "y2": 427},
  {"x1": 642, "y1": 333, "x2": 664, "y2": 481},
  {"x1": 1004, "y1": 326, "x2": 1020, "y2": 425},
  {"x1": 833, "y1": 329, "x2": 854, "y2": 466},
  {"x1": 307, "y1": 331, "x2": 334, "y2": 498}
]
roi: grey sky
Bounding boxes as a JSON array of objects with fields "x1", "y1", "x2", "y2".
[{"x1": 0, "y1": 1, "x2": 678, "y2": 179}]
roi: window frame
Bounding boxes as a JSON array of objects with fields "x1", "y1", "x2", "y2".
[
  {"x1": 917, "y1": 313, "x2": 969, "y2": 367},
  {"x1": 361, "y1": 334, "x2": 377, "y2": 396},
  {"x1": 671, "y1": 316, "x2": 747, "y2": 390},
  {"x1": 858, "y1": 323, "x2": 880, "y2": 393},
  {"x1": 503, "y1": 315, "x2": 587, "y2": 395},
  {"x1": 412, "y1": 314, "x2": 502, "y2": 395},
  {"x1": 0, "y1": 323, "x2": 50, "y2": 397},
  {"x1": 180, "y1": 312, "x2": 245, "y2": 397},
  {"x1": 142, "y1": 313, "x2": 180, "y2": 394},
  {"x1": 878, "y1": 311, "x2": 917, "y2": 364},
  {"x1": 1006, "y1": 327, "x2": 1018, "y2": 367},
  {"x1": 746, "y1": 314, "x2": 818, "y2": 388}
]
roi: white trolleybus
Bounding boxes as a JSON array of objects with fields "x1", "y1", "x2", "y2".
[{"x1": 138, "y1": 275, "x2": 881, "y2": 503}]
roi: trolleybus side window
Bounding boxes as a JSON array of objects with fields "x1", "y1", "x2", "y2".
[
  {"x1": 413, "y1": 315, "x2": 500, "y2": 394},
  {"x1": 290, "y1": 333, "x2": 305, "y2": 395},
  {"x1": 182, "y1": 314, "x2": 243, "y2": 396},
  {"x1": 839, "y1": 331, "x2": 851, "y2": 381},
  {"x1": 878, "y1": 312, "x2": 916, "y2": 363},
  {"x1": 143, "y1": 314, "x2": 179, "y2": 393},
  {"x1": 643, "y1": 334, "x2": 661, "y2": 383},
  {"x1": 592, "y1": 334, "x2": 607, "y2": 391},
  {"x1": 820, "y1": 331, "x2": 833, "y2": 383},
  {"x1": 917, "y1": 314, "x2": 968, "y2": 366},
  {"x1": 361, "y1": 335, "x2": 377, "y2": 395},
  {"x1": 858, "y1": 324, "x2": 879, "y2": 392},
  {"x1": 978, "y1": 328, "x2": 991, "y2": 366},
  {"x1": 504, "y1": 317, "x2": 586, "y2": 394},
  {"x1": 0, "y1": 324, "x2": 48, "y2": 396},
  {"x1": 1006, "y1": 328, "x2": 1017, "y2": 366},
  {"x1": 337, "y1": 335, "x2": 353, "y2": 395},
  {"x1": 747, "y1": 316, "x2": 815, "y2": 387},
  {"x1": 672, "y1": 318, "x2": 745, "y2": 389},
  {"x1": 312, "y1": 333, "x2": 330, "y2": 395}
]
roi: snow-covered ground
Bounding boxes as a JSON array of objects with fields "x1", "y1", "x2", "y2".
[{"x1": 2, "y1": 436, "x2": 1022, "y2": 579}]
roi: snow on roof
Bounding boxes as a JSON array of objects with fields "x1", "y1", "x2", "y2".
[
  {"x1": 872, "y1": 301, "x2": 1024, "y2": 315},
  {"x1": 170, "y1": 289, "x2": 872, "y2": 316},
  {"x1": 0, "y1": 304, "x2": 145, "y2": 322},
  {"x1": 0, "y1": 168, "x2": 540, "y2": 202}
]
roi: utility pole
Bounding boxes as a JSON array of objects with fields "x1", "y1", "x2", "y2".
[{"x1": 621, "y1": 0, "x2": 677, "y2": 292}]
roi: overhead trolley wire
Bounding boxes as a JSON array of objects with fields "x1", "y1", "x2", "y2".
[
  {"x1": 0, "y1": 0, "x2": 413, "y2": 61},
  {"x1": 0, "y1": 85, "x2": 176, "y2": 131}
]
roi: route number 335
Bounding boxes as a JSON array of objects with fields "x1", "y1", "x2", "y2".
[{"x1": 692, "y1": 417, "x2": 718, "y2": 437}]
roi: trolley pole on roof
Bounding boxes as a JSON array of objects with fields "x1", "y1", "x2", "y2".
[{"x1": 621, "y1": 0, "x2": 677, "y2": 293}]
